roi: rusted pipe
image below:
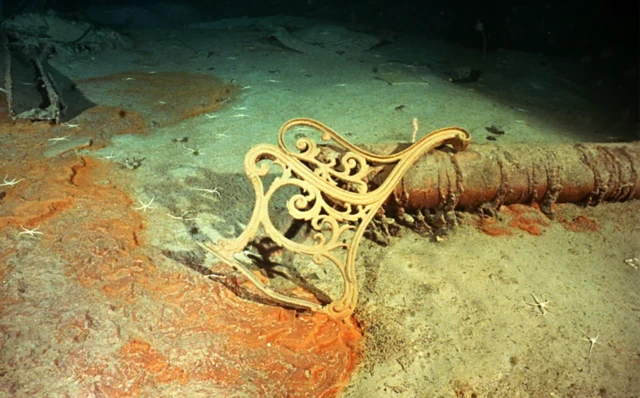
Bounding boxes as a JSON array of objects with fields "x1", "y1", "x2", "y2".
[{"x1": 373, "y1": 142, "x2": 639, "y2": 216}]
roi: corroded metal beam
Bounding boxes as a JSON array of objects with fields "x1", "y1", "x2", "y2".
[{"x1": 378, "y1": 141, "x2": 639, "y2": 217}]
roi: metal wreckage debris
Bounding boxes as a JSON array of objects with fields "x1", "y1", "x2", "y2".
[
  {"x1": 2, "y1": 13, "x2": 115, "y2": 123},
  {"x1": 2, "y1": 37, "x2": 63, "y2": 123},
  {"x1": 381, "y1": 140, "x2": 639, "y2": 218},
  {"x1": 198, "y1": 118, "x2": 638, "y2": 320}
]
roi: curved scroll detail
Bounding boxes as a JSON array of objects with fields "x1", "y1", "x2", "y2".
[{"x1": 198, "y1": 118, "x2": 471, "y2": 320}]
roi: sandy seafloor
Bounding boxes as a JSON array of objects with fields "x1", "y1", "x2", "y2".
[{"x1": 1, "y1": 15, "x2": 639, "y2": 397}]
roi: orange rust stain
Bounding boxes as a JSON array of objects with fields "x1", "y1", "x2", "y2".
[
  {"x1": 474, "y1": 204, "x2": 551, "y2": 236},
  {"x1": 508, "y1": 214, "x2": 544, "y2": 235},
  {"x1": 101, "y1": 278, "x2": 135, "y2": 302},
  {"x1": 56, "y1": 205, "x2": 356, "y2": 394},
  {"x1": 113, "y1": 339, "x2": 190, "y2": 394},
  {"x1": 505, "y1": 204, "x2": 551, "y2": 235},
  {"x1": 475, "y1": 216, "x2": 512, "y2": 236},
  {"x1": 9, "y1": 199, "x2": 74, "y2": 228},
  {"x1": 120, "y1": 339, "x2": 188, "y2": 382},
  {"x1": 558, "y1": 214, "x2": 601, "y2": 232},
  {"x1": 0, "y1": 158, "x2": 74, "y2": 230},
  {"x1": 78, "y1": 71, "x2": 239, "y2": 127},
  {"x1": 80, "y1": 106, "x2": 148, "y2": 137},
  {"x1": 0, "y1": 89, "x2": 360, "y2": 397}
]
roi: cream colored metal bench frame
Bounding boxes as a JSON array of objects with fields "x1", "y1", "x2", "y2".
[{"x1": 198, "y1": 118, "x2": 470, "y2": 320}]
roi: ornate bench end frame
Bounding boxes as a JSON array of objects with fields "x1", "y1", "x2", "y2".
[{"x1": 198, "y1": 118, "x2": 470, "y2": 320}]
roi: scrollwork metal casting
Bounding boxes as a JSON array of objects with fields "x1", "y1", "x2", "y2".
[{"x1": 198, "y1": 118, "x2": 470, "y2": 320}]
